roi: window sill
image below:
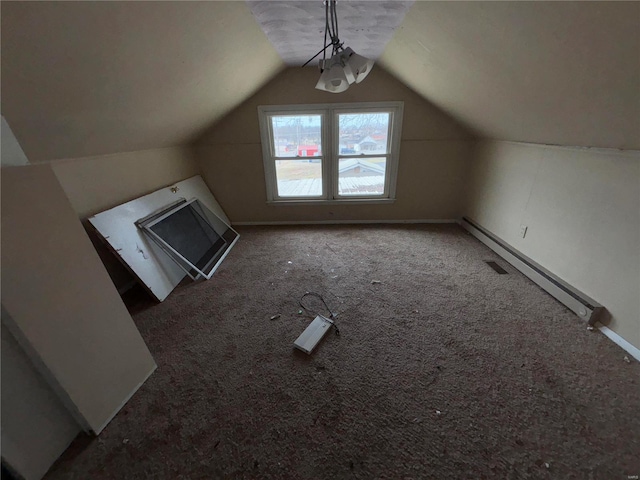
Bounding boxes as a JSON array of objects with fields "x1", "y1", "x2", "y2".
[{"x1": 267, "y1": 198, "x2": 396, "y2": 207}]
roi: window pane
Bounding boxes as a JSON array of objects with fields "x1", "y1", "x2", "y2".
[
  {"x1": 276, "y1": 159, "x2": 323, "y2": 197},
  {"x1": 271, "y1": 115, "x2": 322, "y2": 157},
  {"x1": 149, "y1": 205, "x2": 225, "y2": 270},
  {"x1": 338, "y1": 113, "x2": 390, "y2": 155},
  {"x1": 338, "y1": 157, "x2": 386, "y2": 196}
]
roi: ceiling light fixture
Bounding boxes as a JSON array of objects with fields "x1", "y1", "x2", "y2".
[{"x1": 303, "y1": 0, "x2": 374, "y2": 93}]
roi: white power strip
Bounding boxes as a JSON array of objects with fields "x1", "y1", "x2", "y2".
[{"x1": 293, "y1": 315, "x2": 334, "y2": 354}]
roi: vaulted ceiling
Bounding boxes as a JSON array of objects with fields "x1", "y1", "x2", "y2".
[
  {"x1": 1, "y1": 1, "x2": 638, "y2": 163},
  {"x1": 379, "y1": 1, "x2": 640, "y2": 150},
  {"x1": 1, "y1": 1, "x2": 285, "y2": 162}
]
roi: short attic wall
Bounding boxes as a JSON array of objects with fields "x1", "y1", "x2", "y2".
[
  {"x1": 464, "y1": 140, "x2": 640, "y2": 350},
  {"x1": 193, "y1": 66, "x2": 475, "y2": 224},
  {"x1": 51, "y1": 146, "x2": 201, "y2": 218}
]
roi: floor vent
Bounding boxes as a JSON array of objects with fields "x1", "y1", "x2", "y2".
[
  {"x1": 461, "y1": 217, "x2": 605, "y2": 325},
  {"x1": 486, "y1": 261, "x2": 508, "y2": 274}
]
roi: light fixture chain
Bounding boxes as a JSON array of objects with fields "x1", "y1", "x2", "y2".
[{"x1": 308, "y1": 0, "x2": 375, "y2": 92}]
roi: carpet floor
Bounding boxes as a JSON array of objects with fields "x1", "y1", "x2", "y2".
[{"x1": 46, "y1": 224, "x2": 640, "y2": 479}]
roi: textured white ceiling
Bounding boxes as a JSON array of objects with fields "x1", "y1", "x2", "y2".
[{"x1": 247, "y1": 0, "x2": 413, "y2": 66}]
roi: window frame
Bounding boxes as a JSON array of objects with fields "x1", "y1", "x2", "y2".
[
  {"x1": 136, "y1": 198, "x2": 238, "y2": 280},
  {"x1": 258, "y1": 101, "x2": 404, "y2": 205}
]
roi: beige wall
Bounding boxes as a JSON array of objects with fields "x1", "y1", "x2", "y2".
[
  {"x1": 51, "y1": 146, "x2": 201, "y2": 290},
  {"x1": 51, "y1": 146, "x2": 200, "y2": 218},
  {"x1": 465, "y1": 140, "x2": 640, "y2": 349},
  {"x1": 1, "y1": 164, "x2": 157, "y2": 433},
  {"x1": 194, "y1": 66, "x2": 473, "y2": 223},
  {"x1": 1, "y1": 321, "x2": 80, "y2": 480}
]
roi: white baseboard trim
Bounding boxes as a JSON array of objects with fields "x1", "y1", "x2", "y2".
[
  {"x1": 596, "y1": 324, "x2": 640, "y2": 362},
  {"x1": 232, "y1": 219, "x2": 458, "y2": 226},
  {"x1": 93, "y1": 363, "x2": 157, "y2": 435}
]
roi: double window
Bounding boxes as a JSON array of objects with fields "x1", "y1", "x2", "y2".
[{"x1": 258, "y1": 102, "x2": 403, "y2": 204}]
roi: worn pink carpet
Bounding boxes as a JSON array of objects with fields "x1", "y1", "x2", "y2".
[{"x1": 47, "y1": 224, "x2": 640, "y2": 479}]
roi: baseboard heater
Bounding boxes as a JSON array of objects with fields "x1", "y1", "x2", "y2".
[{"x1": 460, "y1": 217, "x2": 606, "y2": 325}]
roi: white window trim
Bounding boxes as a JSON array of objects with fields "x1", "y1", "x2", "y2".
[{"x1": 258, "y1": 101, "x2": 404, "y2": 205}]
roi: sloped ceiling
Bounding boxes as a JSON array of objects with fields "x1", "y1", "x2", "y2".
[
  {"x1": 1, "y1": 1, "x2": 284, "y2": 162},
  {"x1": 247, "y1": 1, "x2": 413, "y2": 65},
  {"x1": 379, "y1": 1, "x2": 640, "y2": 150},
  {"x1": 2, "y1": 1, "x2": 637, "y2": 163}
]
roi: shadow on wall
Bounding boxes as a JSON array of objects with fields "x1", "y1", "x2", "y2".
[
  {"x1": 189, "y1": 64, "x2": 476, "y2": 145},
  {"x1": 82, "y1": 221, "x2": 136, "y2": 293},
  {"x1": 187, "y1": 65, "x2": 478, "y2": 224}
]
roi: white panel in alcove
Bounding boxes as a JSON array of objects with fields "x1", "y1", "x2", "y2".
[{"x1": 88, "y1": 175, "x2": 230, "y2": 302}]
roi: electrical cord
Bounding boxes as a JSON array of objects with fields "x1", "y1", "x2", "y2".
[
  {"x1": 329, "y1": 0, "x2": 341, "y2": 56},
  {"x1": 299, "y1": 291, "x2": 340, "y2": 335},
  {"x1": 331, "y1": 1, "x2": 339, "y2": 53},
  {"x1": 301, "y1": 0, "x2": 345, "y2": 68},
  {"x1": 324, "y1": 0, "x2": 329, "y2": 62},
  {"x1": 301, "y1": 42, "x2": 333, "y2": 68}
]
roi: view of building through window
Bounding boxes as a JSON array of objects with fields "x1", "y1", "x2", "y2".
[
  {"x1": 337, "y1": 113, "x2": 389, "y2": 195},
  {"x1": 271, "y1": 115, "x2": 323, "y2": 197},
  {"x1": 270, "y1": 112, "x2": 391, "y2": 197},
  {"x1": 338, "y1": 157, "x2": 387, "y2": 195},
  {"x1": 271, "y1": 115, "x2": 322, "y2": 157}
]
